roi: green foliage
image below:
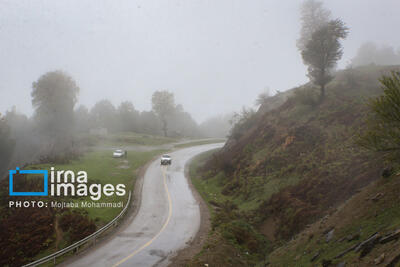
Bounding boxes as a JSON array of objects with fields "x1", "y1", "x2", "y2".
[
  {"x1": 301, "y1": 19, "x2": 349, "y2": 101},
  {"x1": 359, "y1": 71, "x2": 400, "y2": 160},
  {"x1": 298, "y1": 0, "x2": 348, "y2": 102},
  {"x1": 0, "y1": 145, "x2": 167, "y2": 266},
  {"x1": 35, "y1": 148, "x2": 166, "y2": 223},
  {"x1": 190, "y1": 151, "x2": 269, "y2": 265},
  {"x1": 220, "y1": 220, "x2": 268, "y2": 255},
  {"x1": 0, "y1": 178, "x2": 55, "y2": 266},
  {"x1": 188, "y1": 66, "x2": 396, "y2": 267},
  {"x1": 268, "y1": 174, "x2": 400, "y2": 266},
  {"x1": 229, "y1": 107, "x2": 257, "y2": 140}
]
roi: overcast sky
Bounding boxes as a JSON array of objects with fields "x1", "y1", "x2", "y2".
[{"x1": 1, "y1": 0, "x2": 400, "y2": 122}]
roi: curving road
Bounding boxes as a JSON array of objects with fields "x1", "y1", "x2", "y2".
[{"x1": 67, "y1": 143, "x2": 223, "y2": 267}]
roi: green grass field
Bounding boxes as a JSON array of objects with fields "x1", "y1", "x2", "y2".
[{"x1": 30, "y1": 148, "x2": 166, "y2": 225}]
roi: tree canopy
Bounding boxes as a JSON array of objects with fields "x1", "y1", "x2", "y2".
[{"x1": 299, "y1": 4, "x2": 348, "y2": 102}]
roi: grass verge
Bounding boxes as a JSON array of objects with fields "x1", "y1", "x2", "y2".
[{"x1": 188, "y1": 149, "x2": 269, "y2": 267}]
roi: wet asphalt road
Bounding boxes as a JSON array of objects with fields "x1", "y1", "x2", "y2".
[{"x1": 67, "y1": 143, "x2": 223, "y2": 267}]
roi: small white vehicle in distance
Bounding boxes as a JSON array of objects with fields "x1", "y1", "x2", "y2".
[
  {"x1": 161, "y1": 154, "x2": 172, "y2": 165},
  {"x1": 113, "y1": 149, "x2": 126, "y2": 158}
]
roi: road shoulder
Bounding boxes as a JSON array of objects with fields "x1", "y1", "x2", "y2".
[{"x1": 168, "y1": 156, "x2": 212, "y2": 266}]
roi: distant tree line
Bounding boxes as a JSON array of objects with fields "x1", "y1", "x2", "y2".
[
  {"x1": 0, "y1": 71, "x2": 232, "y2": 177},
  {"x1": 75, "y1": 92, "x2": 200, "y2": 138}
]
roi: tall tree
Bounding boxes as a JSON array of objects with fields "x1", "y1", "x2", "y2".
[
  {"x1": 31, "y1": 71, "x2": 79, "y2": 157},
  {"x1": 297, "y1": 0, "x2": 331, "y2": 51},
  {"x1": 151, "y1": 91, "x2": 175, "y2": 137},
  {"x1": 301, "y1": 19, "x2": 348, "y2": 102}
]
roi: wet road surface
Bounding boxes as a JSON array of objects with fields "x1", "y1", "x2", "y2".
[{"x1": 67, "y1": 143, "x2": 223, "y2": 267}]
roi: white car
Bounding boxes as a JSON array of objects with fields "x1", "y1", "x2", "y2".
[
  {"x1": 161, "y1": 154, "x2": 172, "y2": 165},
  {"x1": 113, "y1": 149, "x2": 126, "y2": 158}
]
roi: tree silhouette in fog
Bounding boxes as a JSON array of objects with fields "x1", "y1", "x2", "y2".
[
  {"x1": 31, "y1": 71, "x2": 79, "y2": 160},
  {"x1": 152, "y1": 90, "x2": 176, "y2": 137}
]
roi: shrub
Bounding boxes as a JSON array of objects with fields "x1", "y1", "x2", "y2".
[
  {"x1": 60, "y1": 211, "x2": 96, "y2": 242},
  {"x1": 358, "y1": 71, "x2": 400, "y2": 162},
  {"x1": 229, "y1": 107, "x2": 257, "y2": 140}
]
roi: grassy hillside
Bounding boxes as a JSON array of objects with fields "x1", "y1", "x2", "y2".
[
  {"x1": 187, "y1": 65, "x2": 400, "y2": 266},
  {"x1": 268, "y1": 173, "x2": 400, "y2": 266}
]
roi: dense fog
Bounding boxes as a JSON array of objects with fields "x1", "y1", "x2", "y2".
[{"x1": 1, "y1": 0, "x2": 400, "y2": 176}]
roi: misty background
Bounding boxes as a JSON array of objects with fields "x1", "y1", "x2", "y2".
[
  {"x1": 2, "y1": 0, "x2": 400, "y2": 177},
  {"x1": 1, "y1": 0, "x2": 400, "y2": 122}
]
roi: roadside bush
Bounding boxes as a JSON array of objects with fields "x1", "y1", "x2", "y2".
[
  {"x1": 358, "y1": 71, "x2": 400, "y2": 162},
  {"x1": 0, "y1": 178, "x2": 55, "y2": 266},
  {"x1": 60, "y1": 210, "x2": 96, "y2": 242},
  {"x1": 229, "y1": 107, "x2": 257, "y2": 140}
]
